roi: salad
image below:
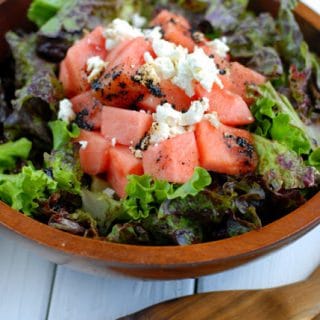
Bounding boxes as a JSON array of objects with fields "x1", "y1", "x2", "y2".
[{"x1": 0, "y1": 0, "x2": 320, "y2": 245}]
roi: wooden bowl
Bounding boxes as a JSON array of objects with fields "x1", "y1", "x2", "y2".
[{"x1": 0, "y1": 0, "x2": 319, "y2": 280}]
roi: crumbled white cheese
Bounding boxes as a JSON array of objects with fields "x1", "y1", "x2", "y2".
[
  {"x1": 131, "y1": 13, "x2": 147, "y2": 28},
  {"x1": 143, "y1": 26, "x2": 163, "y2": 42},
  {"x1": 58, "y1": 99, "x2": 76, "y2": 123},
  {"x1": 104, "y1": 19, "x2": 143, "y2": 50},
  {"x1": 187, "y1": 47, "x2": 222, "y2": 92},
  {"x1": 144, "y1": 51, "x2": 153, "y2": 63},
  {"x1": 172, "y1": 57, "x2": 195, "y2": 96},
  {"x1": 145, "y1": 38, "x2": 222, "y2": 97},
  {"x1": 154, "y1": 57, "x2": 176, "y2": 80},
  {"x1": 207, "y1": 38, "x2": 230, "y2": 58},
  {"x1": 180, "y1": 98, "x2": 209, "y2": 126},
  {"x1": 86, "y1": 56, "x2": 108, "y2": 83},
  {"x1": 143, "y1": 52, "x2": 175, "y2": 80},
  {"x1": 103, "y1": 187, "x2": 116, "y2": 197},
  {"x1": 111, "y1": 137, "x2": 117, "y2": 147},
  {"x1": 134, "y1": 63, "x2": 160, "y2": 87},
  {"x1": 129, "y1": 146, "x2": 143, "y2": 159},
  {"x1": 152, "y1": 39, "x2": 180, "y2": 58},
  {"x1": 204, "y1": 112, "x2": 220, "y2": 128},
  {"x1": 153, "y1": 103, "x2": 182, "y2": 126},
  {"x1": 146, "y1": 98, "x2": 217, "y2": 146},
  {"x1": 78, "y1": 140, "x2": 88, "y2": 149},
  {"x1": 148, "y1": 121, "x2": 186, "y2": 145}
]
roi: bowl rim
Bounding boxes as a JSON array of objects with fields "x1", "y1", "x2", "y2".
[{"x1": 1, "y1": 191, "x2": 319, "y2": 268}]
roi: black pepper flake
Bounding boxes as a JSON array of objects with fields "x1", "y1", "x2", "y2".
[
  {"x1": 91, "y1": 79, "x2": 102, "y2": 91},
  {"x1": 219, "y1": 69, "x2": 226, "y2": 75},
  {"x1": 75, "y1": 109, "x2": 93, "y2": 131},
  {"x1": 112, "y1": 70, "x2": 122, "y2": 80},
  {"x1": 118, "y1": 81, "x2": 127, "y2": 88},
  {"x1": 209, "y1": 54, "x2": 215, "y2": 59},
  {"x1": 147, "y1": 82, "x2": 164, "y2": 98}
]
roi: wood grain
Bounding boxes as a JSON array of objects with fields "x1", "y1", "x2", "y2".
[{"x1": 123, "y1": 267, "x2": 320, "y2": 320}]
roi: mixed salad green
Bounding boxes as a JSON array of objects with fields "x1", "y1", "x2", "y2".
[{"x1": 0, "y1": 0, "x2": 319, "y2": 245}]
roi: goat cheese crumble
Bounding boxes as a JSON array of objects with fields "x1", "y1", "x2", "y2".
[
  {"x1": 58, "y1": 99, "x2": 76, "y2": 123},
  {"x1": 86, "y1": 56, "x2": 108, "y2": 83},
  {"x1": 79, "y1": 140, "x2": 88, "y2": 149},
  {"x1": 144, "y1": 38, "x2": 222, "y2": 96},
  {"x1": 207, "y1": 38, "x2": 230, "y2": 59},
  {"x1": 131, "y1": 13, "x2": 147, "y2": 28},
  {"x1": 104, "y1": 19, "x2": 143, "y2": 50},
  {"x1": 140, "y1": 98, "x2": 218, "y2": 147}
]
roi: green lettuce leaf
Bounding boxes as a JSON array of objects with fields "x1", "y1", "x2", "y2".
[
  {"x1": 141, "y1": 214, "x2": 203, "y2": 245},
  {"x1": 168, "y1": 167, "x2": 211, "y2": 199},
  {"x1": 0, "y1": 165, "x2": 57, "y2": 215},
  {"x1": 28, "y1": 0, "x2": 65, "y2": 27},
  {"x1": 106, "y1": 221, "x2": 150, "y2": 244},
  {"x1": 81, "y1": 189, "x2": 124, "y2": 235},
  {"x1": 307, "y1": 147, "x2": 320, "y2": 171},
  {"x1": 159, "y1": 176, "x2": 264, "y2": 240},
  {"x1": 123, "y1": 175, "x2": 174, "y2": 220},
  {"x1": 0, "y1": 138, "x2": 32, "y2": 173},
  {"x1": 253, "y1": 134, "x2": 318, "y2": 191},
  {"x1": 250, "y1": 82, "x2": 315, "y2": 155},
  {"x1": 49, "y1": 120, "x2": 80, "y2": 150},
  {"x1": 123, "y1": 168, "x2": 211, "y2": 220},
  {"x1": 44, "y1": 147, "x2": 82, "y2": 194}
]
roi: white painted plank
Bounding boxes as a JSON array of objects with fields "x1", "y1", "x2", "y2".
[
  {"x1": 198, "y1": 225, "x2": 320, "y2": 292},
  {"x1": 47, "y1": 266, "x2": 194, "y2": 320},
  {"x1": 0, "y1": 237, "x2": 56, "y2": 320}
]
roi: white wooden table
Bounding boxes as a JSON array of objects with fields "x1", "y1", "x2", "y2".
[
  {"x1": 0, "y1": 224, "x2": 319, "y2": 320},
  {"x1": 1, "y1": 1, "x2": 320, "y2": 319}
]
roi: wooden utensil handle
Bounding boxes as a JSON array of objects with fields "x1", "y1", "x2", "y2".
[{"x1": 122, "y1": 267, "x2": 320, "y2": 320}]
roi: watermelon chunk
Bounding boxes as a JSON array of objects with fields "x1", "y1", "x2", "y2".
[
  {"x1": 59, "y1": 26, "x2": 107, "y2": 97},
  {"x1": 151, "y1": 10, "x2": 191, "y2": 30},
  {"x1": 219, "y1": 62, "x2": 266, "y2": 104},
  {"x1": 195, "y1": 84, "x2": 254, "y2": 126},
  {"x1": 93, "y1": 37, "x2": 151, "y2": 108},
  {"x1": 151, "y1": 10, "x2": 195, "y2": 52},
  {"x1": 75, "y1": 130, "x2": 111, "y2": 176},
  {"x1": 101, "y1": 106, "x2": 153, "y2": 146},
  {"x1": 143, "y1": 132, "x2": 199, "y2": 183},
  {"x1": 108, "y1": 145, "x2": 143, "y2": 197},
  {"x1": 195, "y1": 121, "x2": 257, "y2": 175},
  {"x1": 137, "y1": 80, "x2": 192, "y2": 113},
  {"x1": 71, "y1": 91, "x2": 103, "y2": 130}
]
